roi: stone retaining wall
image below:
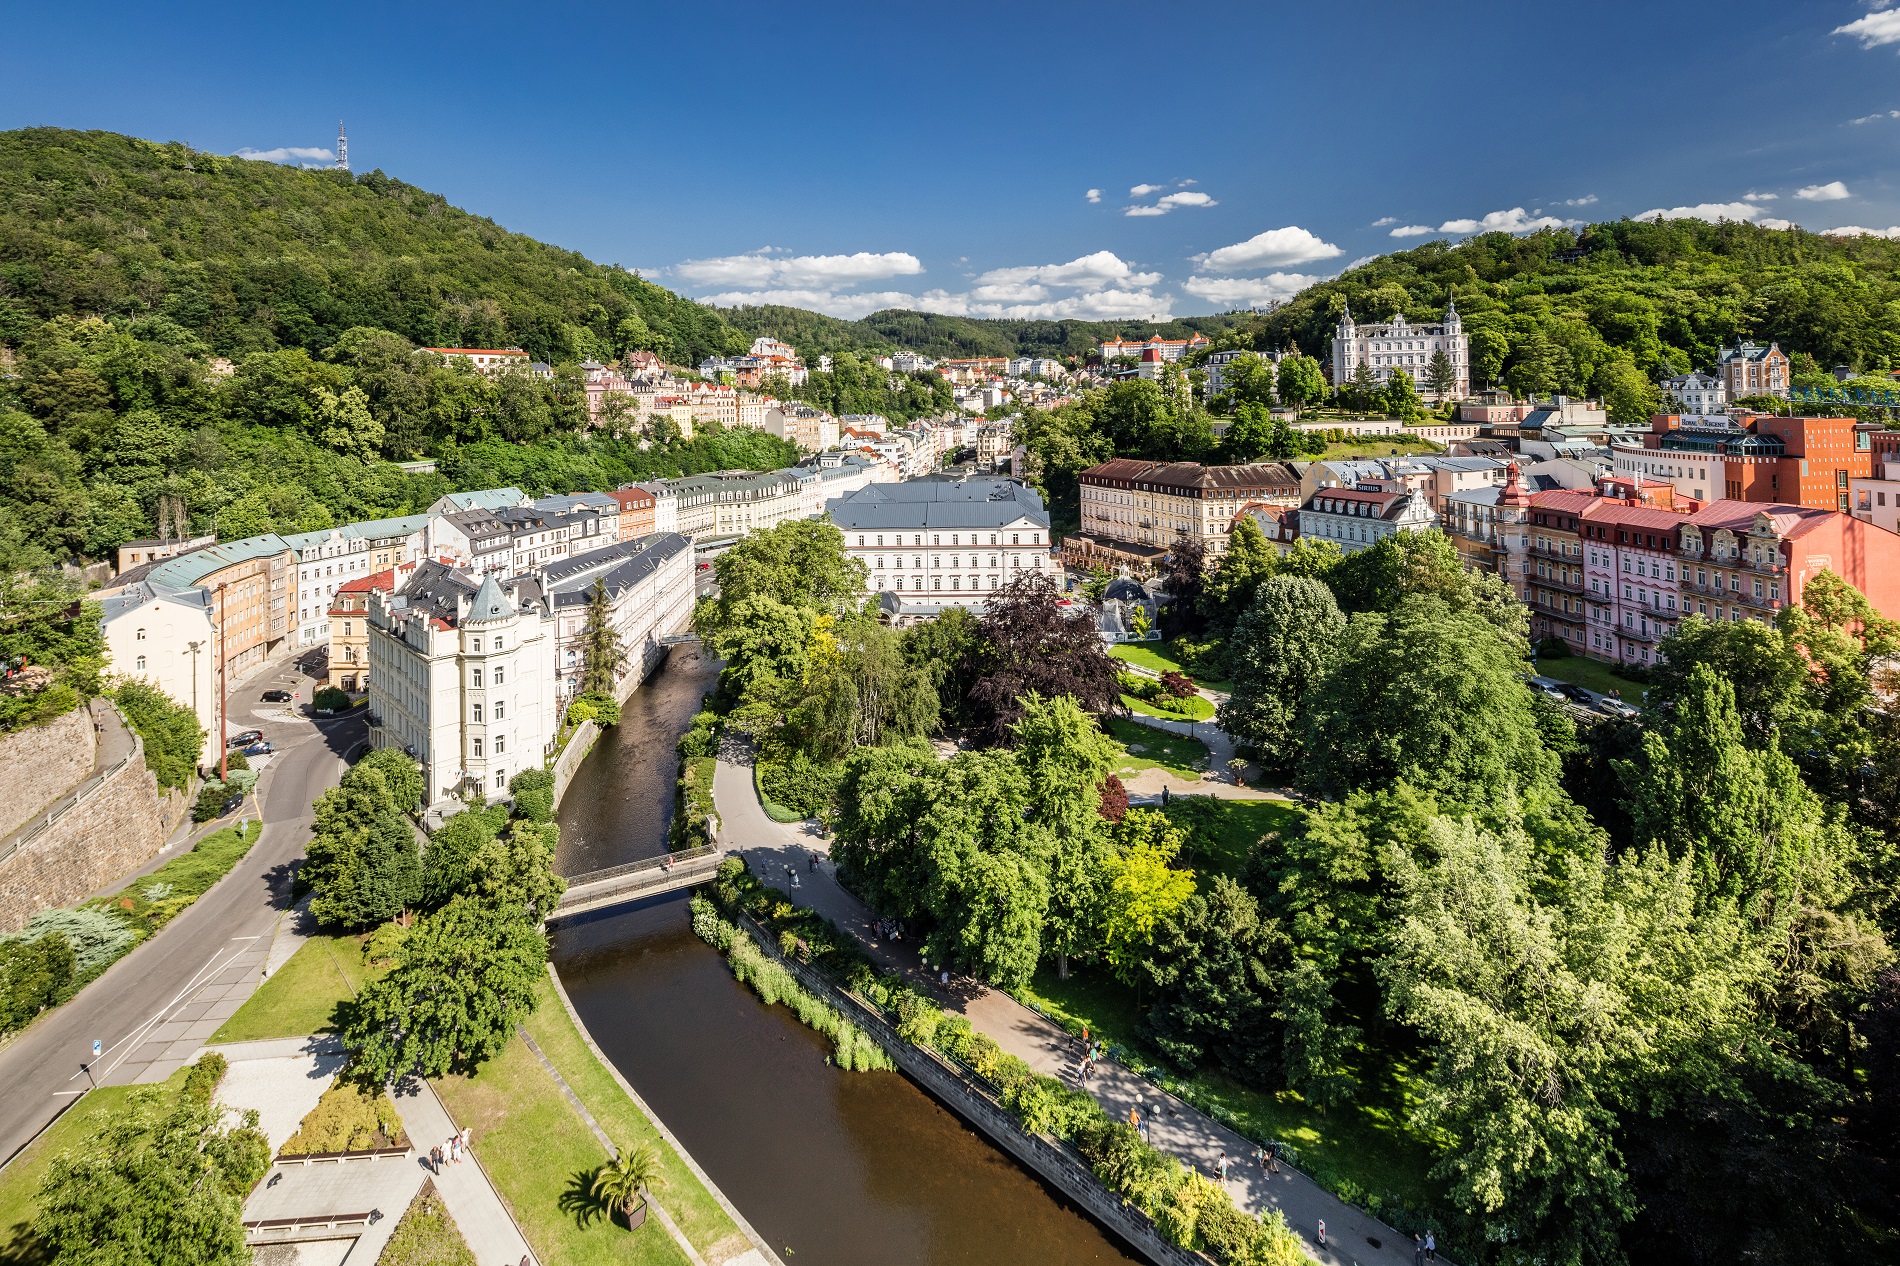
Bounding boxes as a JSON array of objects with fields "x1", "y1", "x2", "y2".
[
  {"x1": 747, "y1": 922, "x2": 1205, "y2": 1266},
  {"x1": 0, "y1": 733, "x2": 166, "y2": 933},
  {"x1": 550, "y1": 720, "x2": 599, "y2": 811},
  {"x1": 0, "y1": 707, "x2": 96, "y2": 841}
]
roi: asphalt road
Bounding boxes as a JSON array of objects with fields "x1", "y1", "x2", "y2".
[{"x1": 0, "y1": 658, "x2": 364, "y2": 1166}]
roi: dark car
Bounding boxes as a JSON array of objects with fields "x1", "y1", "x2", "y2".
[
  {"x1": 260, "y1": 689, "x2": 292, "y2": 702},
  {"x1": 226, "y1": 729, "x2": 264, "y2": 749},
  {"x1": 1553, "y1": 682, "x2": 1594, "y2": 704},
  {"x1": 242, "y1": 741, "x2": 274, "y2": 757},
  {"x1": 220, "y1": 794, "x2": 244, "y2": 816}
]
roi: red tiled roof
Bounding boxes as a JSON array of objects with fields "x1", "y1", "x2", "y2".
[
  {"x1": 1688, "y1": 499, "x2": 1835, "y2": 538},
  {"x1": 1582, "y1": 500, "x2": 1692, "y2": 531},
  {"x1": 335, "y1": 567, "x2": 400, "y2": 595},
  {"x1": 1528, "y1": 489, "x2": 1599, "y2": 515}
]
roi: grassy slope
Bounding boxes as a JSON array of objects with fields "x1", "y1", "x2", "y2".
[
  {"x1": 210, "y1": 931, "x2": 380, "y2": 1042},
  {"x1": 1120, "y1": 692, "x2": 1217, "y2": 722},
  {"x1": 1105, "y1": 717, "x2": 1208, "y2": 778},
  {"x1": 1534, "y1": 654, "x2": 1646, "y2": 700},
  {"x1": 1108, "y1": 640, "x2": 1230, "y2": 689}
]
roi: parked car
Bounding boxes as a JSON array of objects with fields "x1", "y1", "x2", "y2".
[
  {"x1": 226, "y1": 729, "x2": 264, "y2": 749},
  {"x1": 1526, "y1": 676, "x2": 1568, "y2": 703},
  {"x1": 241, "y1": 741, "x2": 274, "y2": 757},
  {"x1": 260, "y1": 689, "x2": 292, "y2": 703},
  {"x1": 1597, "y1": 697, "x2": 1640, "y2": 720},
  {"x1": 696, "y1": 562, "x2": 712, "y2": 571},
  {"x1": 220, "y1": 794, "x2": 244, "y2": 816},
  {"x1": 1552, "y1": 682, "x2": 1595, "y2": 705}
]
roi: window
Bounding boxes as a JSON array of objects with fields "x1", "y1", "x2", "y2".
[
  {"x1": 493, "y1": 701, "x2": 505, "y2": 720},
  {"x1": 494, "y1": 735, "x2": 505, "y2": 753},
  {"x1": 493, "y1": 666, "x2": 503, "y2": 685},
  {"x1": 493, "y1": 636, "x2": 503, "y2": 651},
  {"x1": 472, "y1": 667, "x2": 483, "y2": 687},
  {"x1": 932, "y1": 577, "x2": 941, "y2": 590},
  {"x1": 135, "y1": 655, "x2": 146, "y2": 671},
  {"x1": 496, "y1": 769, "x2": 506, "y2": 789},
  {"x1": 136, "y1": 628, "x2": 146, "y2": 641},
  {"x1": 472, "y1": 703, "x2": 483, "y2": 723},
  {"x1": 473, "y1": 737, "x2": 484, "y2": 757}
]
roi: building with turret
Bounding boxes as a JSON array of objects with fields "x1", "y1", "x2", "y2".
[{"x1": 1332, "y1": 302, "x2": 1469, "y2": 399}]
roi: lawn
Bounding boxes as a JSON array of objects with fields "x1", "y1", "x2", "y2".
[
  {"x1": 1315, "y1": 436, "x2": 1445, "y2": 460},
  {"x1": 1104, "y1": 717, "x2": 1208, "y2": 779},
  {"x1": 434, "y1": 973, "x2": 746, "y2": 1266},
  {"x1": 1162, "y1": 796, "x2": 1305, "y2": 879},
  {"x1": 1109, "y1": 639, "x2": 1229, "y2": 689},
  {"x1": 1535, "y1": 654, "x2": 1646, "y2": 701},
  {"x1": 0, "y1": 1070, "x2": 188, "y2": 1261},
  {"x1": 1019, "y1": 961, "x2": 1442, "y2": 1213},
  {"x1": 210, "y1": 931, "x2": 381, "y2": 1043}
]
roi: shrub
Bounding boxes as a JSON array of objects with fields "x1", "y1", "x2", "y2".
[
  {"x1": 0, "y1": 930, "x2": 75, "y2": 1033},
  {"x1": 14, "y1": 907, "x2": 136, "y2": 977},
  {"x1": 313, "y1": 686, "x2": 351, "y2": 710},
  {"x1": 564, "y1": 697, "x2": 598, "y2": 727},
  {"x1": 182, "y1": 1050, "x2": 228, "y2": 1103},
  {"x1": 694, "y1": 905, "x2": 892, "y2": 1072},
  {"x1": 364, "y1": 920, "x2": 411, "y2": 967},
  {"x1": 1158, "y1": 670, "x2": 1198, "y2": 698},
  {"x1": 1533, "y1": 637, "x2": 1573, "y2": 660},
  {"x1": 380, "y1": 1181, "x2": 478, "y2": 1266},
  {"x1": 280, "y1": 1082, "x2": 409, "y2": 1155},
  {"x1": 573, "y1": 691, "x2": 620, "y2": 726},
  {"x1": 114, "y1": 680, "x2": 205, "y2": 791},
  {"x1": 677, "y1": 710, "x2": 720, "y2": 759},
  {"x1": 508, "y1": 768, "x2": 554, "y2": 823},
  {"x1": 192, "y1": 779, "x2": 231, "y2": 822},
  {"x1": 757, "y1": 752, "x2": 843, "y2": 817}
]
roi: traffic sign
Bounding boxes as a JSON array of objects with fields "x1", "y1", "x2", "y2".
[{"x1": 91, "y1": 1040, "x2": 101, "y2": 1058}]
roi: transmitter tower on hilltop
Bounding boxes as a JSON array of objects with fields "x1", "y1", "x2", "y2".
[{"x1": 336, "y1": 122, "x2": 349, "y2": 172}]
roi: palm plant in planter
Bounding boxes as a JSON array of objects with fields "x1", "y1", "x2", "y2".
[{"x1": 590, "y1": 1145, "x2": 662, "y2": 1230}]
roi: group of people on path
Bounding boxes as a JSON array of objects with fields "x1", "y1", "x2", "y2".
[{"x1": 429, "y1": 1126, "x2": 472, "y2": 1175}]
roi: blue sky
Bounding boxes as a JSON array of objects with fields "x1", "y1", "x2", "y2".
[{"x1": 5, "y1": 0, "x2": 1900, "y2": 319}]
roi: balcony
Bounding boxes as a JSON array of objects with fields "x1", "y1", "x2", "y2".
[
  {"x1": 1536, "y1": 569, "x2": 1585, "y2": 593},
  {"x1": 1529, "y1": 596, "x2": 1587, "y2": 624},
  {"x1": 1528, "y1": 542, "x2": 1581, "y2": 562}
]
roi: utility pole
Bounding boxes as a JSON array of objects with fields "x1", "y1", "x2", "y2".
[{"x1": 216, "y1": 585, "x2": 229, "y2": 782}]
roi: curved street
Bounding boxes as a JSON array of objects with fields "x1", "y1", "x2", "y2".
[{"x1": 0, "y1": 657, "x2": 361, "y2": 1166}]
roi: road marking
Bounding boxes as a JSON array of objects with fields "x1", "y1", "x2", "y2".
[
  {"x1": 229, "y1": 935, "x2": 261, "y2": 940},
  {"x1": 51, "y1": 1090, "x2": 84, "y2": 1096},
  {"x1": 75, "y1": 941, "x2": 250, "y2": 1082}
]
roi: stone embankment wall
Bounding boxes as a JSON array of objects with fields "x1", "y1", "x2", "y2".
[
  {"x1": 550, "y1": 721, "x2": 599, "y2": 810},
  {"x1": 746, "y1": 922, "x2": 1204, "y2": 1266},
  {"x1": 0, "y1": 707, "x2": 96, "y2": 840},
  {"x1": 0, "y1": 731, "x2": 166, "y2": 933}
]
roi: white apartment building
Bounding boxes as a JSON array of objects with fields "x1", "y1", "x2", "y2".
[
  {"x1": 828, "y1": 479, "x2": 1052, "y2": 613},
  {"x1": 420, "y1": 347, "x2": 531, "y2": 375},
  {"x1": 666, "y1": 469, "x2": 804, "y2": 544},
  {"x1": 367, "y1": 565, "x2": 557, "y2": 806},
  {"x1": 1332, "y1": 302, "x2": 1468, "y2": 398},
  {"x1": 285, "y1": 514, "x2": 430, "y2": 648},
  {"x1": 99, "y1": 582, "x2": 220, "y2": 766},
  {"x1": 1299, "y1": 485, "x2": 1437, "y2": 553},
  {"x1": 1202, "y1": 349, "x2": 1283, "y2": 400},
  {"x1": 1661, "y1": 370, "x2": 1726, "y2": 414},
  {"x1": 541, "y1": 533, "x2": 695, "y2": 700},
  {"x1": 429, "y1": 510, "x2": 514, "y2": 575},
  {"x1": 765, "y1": 404, "x2": 839, "y2": 453}
]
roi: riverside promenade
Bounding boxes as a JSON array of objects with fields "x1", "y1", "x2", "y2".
[{"x1": 710, "y1": 748, "x2": 1425, "y2": 1266}]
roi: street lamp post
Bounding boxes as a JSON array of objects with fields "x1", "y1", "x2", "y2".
[{"x1": 215, "y1": 584, "x2": 229, "y2": 783}]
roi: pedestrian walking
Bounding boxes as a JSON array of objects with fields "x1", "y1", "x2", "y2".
[
  {"x1": 809, "y1": 852, "x2": 818, "y2": 872},
  {"x1": 1217, "y1": 1151, "x2": 1229, "y2": 1183},
  {"x1": 1415, "y1": 1233, "x2": 1424, "y2": 1266},
  {"x1": 460, "y1": 1125, "x2": 471, "y2": 1154},
  {"x1": 430, "y1": 1143, "x2": 442, "y2": 1174},
  {"x1": 1426, "y1": 1232, "x2": 1436, "y2": 1261},
  {"x1": 1268, "y1": 1140, "x2": 1280, "y2": 1173}
]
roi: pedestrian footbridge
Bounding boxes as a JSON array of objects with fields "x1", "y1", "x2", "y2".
[{"x1": 549, "y1": 845, "x2": 729, "y2": 920}]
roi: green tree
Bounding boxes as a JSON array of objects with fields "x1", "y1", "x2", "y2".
[
  {"x1": 579, "y1": 576, "x2": 627, "y2": 698},
  {"x1": 315, "y1": 384, "x2": 384, "y2": 460},
  {"x1": 1013, "y1": 695, "x2": 1120, "y2": 977},
  {"x1": 1218, "y1": 576, "x2": 1346, "y2": 767},
  {"x1": 1139, "y1": 874, "x2": 1282, "y2": 1079},
  {"x1": 1100, "y1": 809, "x2": 1197, "y2": 981},
  {"x1": 1426, "y1": 348, "x2": 1457, "y2": 398},
  {"x1": 113, "y1": 679, "x2": 205, "y2": 791},
  {"x1": 1299, "y1": 594, "x2": 1555, "y2": 803},
  {"x1": 355, "y1": 747, "x2": 424, "y2": 812},
  {"x1": 1379, "y1": 367, "x2": 1425, "y2": 420},
  {"x1": 304, "y1": 763, "x2": 423, "y2": 929},
  {"x1": 700, "y1": 518, "x2": 867, "y2": 619},
  {"x1": 421, "y1": 806, "x2": 508, "y2": 909},
  {"x1": 1505, "y1": 332, "x2": 1566, "y2": 400},
  {"x1": 342, "y1": 893, "x2": 547, "y2": 1080},
  {"x1": 590, "y1": 1145, "x2": 662, "y2": 1223},
  {"x1": 1220, "y1": 403, "x2": 1276, "y2": 463},
  {"x1": 1274, "y1": 354, "x2": 1327, "y2": 418},
  {"x1": 34, "y1": 1055, "x2": 267, "y2": 1266},
  {"x1": 1213, "y1": 352, "x2": 1276, "y2": 411}
]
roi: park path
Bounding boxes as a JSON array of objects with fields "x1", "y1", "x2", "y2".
[
  {"x1": 710, "y1": 749, "x2": 1423, "y2": 1266},
  {"x1": 392, "y1": 1078, "x2": 540, "y2": 1266}
]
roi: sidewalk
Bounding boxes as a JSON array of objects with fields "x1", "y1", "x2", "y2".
[
  {"x1": 711, "y1": 749, "x2": 1421, "y2": 1266},
  {"x1": 391, "y1": 1078, "x2": 539, "y2": 1266}
]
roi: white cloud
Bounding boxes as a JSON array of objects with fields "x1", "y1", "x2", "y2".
[
  {"x1": 1759, "y1": 218, "x2": 1795, "y2": 230},
  {"x1": 1130, "y1": 183, "x2": 1164, "y2": 197},
  {"x1": 1124, "y1": 205, "x2": 1171, "y2": 217},
  {"x1": 1743, "y1": 191, "x2": 1778, "y2": 201},
  {"x1": 1438, "y1": 207, "x2": 1580, "y2": 234},
  {"x1": 1197, "y1": 226, "x2": 1343, "y2": 271},
  {"x1": 1181, "y1": 274, "x2": 1321, "y2": 308},
  {"x1": 1636, "y1": 200, "x2": 1770, "y2": 223},
  {"x1": 1825, "y1": 224, "x2": 1900, "y2": 237},
  {"x1": 696, "y1": 289, "x2": 926, "y2": 320},
  {"x1": 1796, "y1": 180, "x2": 1852, "y2": 201},
  {"x1": 1086, "y1": 188, "x2": 1103, "y2": 203},
  {"x1": 1126, "y1": 190, "x2": 1218, "y2": 216},
  {"x1": 1343, "y1": 255, "x2": 1383, "y2": 271},
  {"x1": 1835, "y1": 8, "x2": 1900, "y2": 48},
  {"x1": 672, "y1": 249, "x2": 923, "y2": 289},
  {"x1": 1850, "y1": 109, "x2": 1900, "y2": 123},
  {"x1": 236, "y1": 145, "x2": 334, "y2": 164},
  {"x1": 978, "y1": 251, "x2": 1162, "y2": 292},
  {"x1": 1388, "y1": 225, "x2": 1435, "y2": 238},
  {"x1": 1371, "y1": 216, "x2": 1399, "y2": 226},
  {"x1": 1559, "y1": 195, "x2": 1599, "y2": 206}
]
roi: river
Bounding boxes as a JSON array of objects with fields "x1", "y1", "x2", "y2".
[{"x1": 551, "y1": 649, "x2": 1143, "y2": 1266}]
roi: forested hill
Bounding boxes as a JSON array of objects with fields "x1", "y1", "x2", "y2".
[
  {"x1": 0, "y1": 128, "x2": 742, "y2": 365},
  {"x1": 719, "y1": 302, "x2": 1247, "y2": 362},
  {"x1": 1226, "y1": 220, "x2": 1900, "y2": 399}
]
